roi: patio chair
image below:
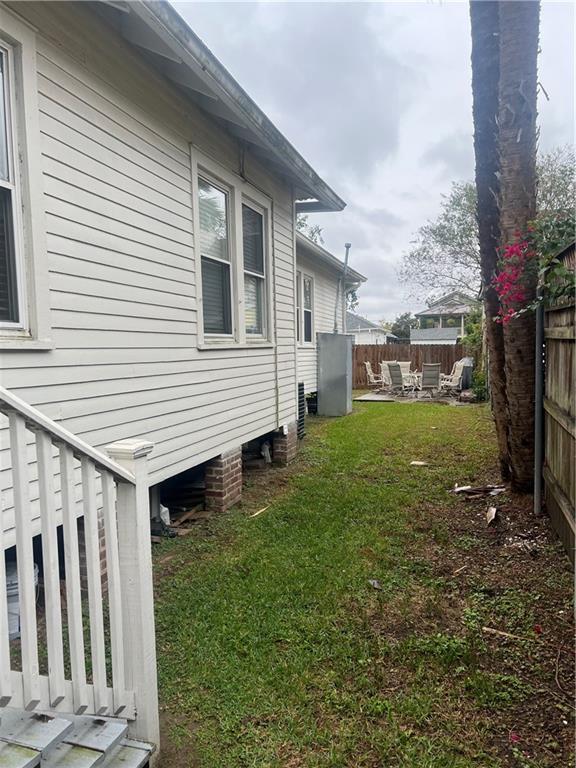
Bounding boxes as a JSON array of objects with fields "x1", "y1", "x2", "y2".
[
  {"x1": 387, "y1": 362, "x2": 416, "y2": 396},
  {"x1": 398, "y1": 361, "x2": 419, "y2": 388},
  {"x1": 418, "y1": 363, "x2": 442, "y2": 398},
  {"x1": 440, "y1": 359, "x2": 466, "y2": 396},
  {"x1": 379, "y1": 360, "x2": 396, "y2": 389},
  {"x1": 364, "y1": 361, "x2": 383, "y2": 389}
]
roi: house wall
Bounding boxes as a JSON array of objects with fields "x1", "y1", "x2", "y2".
[
  {"x1": 0, "y1": 2, "x2": 297, "y2": 539},
  {"x1": 352, "y1": 329, "x2": 390, "y2": 345},
  {"x1": 296, "y1": 251, "x2": 345, "y2": 393}
]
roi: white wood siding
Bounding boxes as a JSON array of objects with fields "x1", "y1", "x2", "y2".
[
  {"x1": 296, "y1": 252, "x2": 345, "y2": 393},
  {"x1": 0, "y1": 2, "x2": 297, "y2": 539}
]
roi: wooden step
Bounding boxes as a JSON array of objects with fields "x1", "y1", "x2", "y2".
[
  {"x1": 63, "y1": 718, "x2": 127, "y2": 754},
  {"x1": 0, "y1": 741, "x2": 40, "y2": 768},
  {"x1": 99, "y1": 740, "x2": 150, "y2": 768},
  {"x1": 42, "y1": 743, "x2": 103, "y2": 767},
  {"x1": 0, "y1": 711, "x2": 73, "y2": 752}
]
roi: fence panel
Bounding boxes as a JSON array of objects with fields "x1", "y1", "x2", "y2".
[
  {"x1": 543, "y1": 243, "x2": 575, "y2": 561},
  {"x1": 353, "y1": 344, "x2": 464, "y2": 387}
]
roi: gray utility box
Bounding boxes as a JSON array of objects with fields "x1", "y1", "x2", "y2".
[{"x1": 317, "y1": 332, "x2": 353, "y2": 417}]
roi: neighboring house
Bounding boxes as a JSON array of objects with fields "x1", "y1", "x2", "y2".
[
  {"x1": 0, "y1": 0, "x2": 348, "y2": 756},
  {"x1": 296, "y1": 234, "x2": 365, "y2": 393},
  {"x1": 345, "y1": 312, "x2": 397, "y2": 345},
  {"x1": 410, "y1": 291, "x2": 479, "y2": 345}
]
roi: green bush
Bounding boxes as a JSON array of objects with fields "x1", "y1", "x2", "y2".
[{"x1": 472, "y1": 371, "x2": 488, "y2": 402}]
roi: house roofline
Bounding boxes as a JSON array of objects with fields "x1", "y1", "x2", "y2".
[
  {"x1": 122, "y1": 1, "x2": 346, "y2": 212},
  {"x1": 296, "y1": 232, "x2": 366, "y2": 284}
]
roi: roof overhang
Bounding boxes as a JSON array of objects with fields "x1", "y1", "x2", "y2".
[
  {"x1": 95, "y1": 0, "x2": 346, "y2": 213},
  {"x1": 296, "y1": 232, "x2": 366, "y2": 284}
]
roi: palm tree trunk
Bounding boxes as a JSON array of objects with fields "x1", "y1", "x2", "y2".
[
  {"x1": 470, "y1": 0, "x2": 511, "y2": 480},
  {"x1": 498, "y1": 0, "x2": 540, "y2": 492}
]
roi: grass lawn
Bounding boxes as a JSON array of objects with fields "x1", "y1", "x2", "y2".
[{"x1": 154, "y1": 403, "x2": 574, "y2": 768}]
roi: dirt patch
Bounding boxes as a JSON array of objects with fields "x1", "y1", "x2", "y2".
[{"x1": 374, "y1": 486, "x2": 575, "y2": 767}]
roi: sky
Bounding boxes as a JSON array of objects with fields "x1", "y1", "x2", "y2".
[{"x1": 173, "y1": 0, "x2": 575, "y2": 322}]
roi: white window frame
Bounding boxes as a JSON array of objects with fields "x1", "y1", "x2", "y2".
[
  {"x1": 191, "y1": 148, "x2": 273, "y2": 349},
  {"x1": 197, "y1": 173, "x2": 235, "y2": 340},
  {"x1": 0, "y1": 11, "x2": 51, "y2": 349},
  {"x1": 296, "y1": 271, "x2": 314, "y2": 347},
  {"x1": 242, "y1": 196, "x2": 269, "y2": 340}
]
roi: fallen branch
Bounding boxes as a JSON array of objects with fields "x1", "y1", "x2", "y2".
[{"x1": 481, "y1": 626, "x2": 532, "y2": 642}]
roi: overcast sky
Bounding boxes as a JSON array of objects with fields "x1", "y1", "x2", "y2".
[{"x1": 173, "y1": 1, "x2": 574, "y2": 322}]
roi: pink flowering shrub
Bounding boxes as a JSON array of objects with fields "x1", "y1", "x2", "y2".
[{"x1": 492, "y1": 237, "x2": 535, "y2": 324}]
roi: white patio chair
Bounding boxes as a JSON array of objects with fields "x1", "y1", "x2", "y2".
[
  {"x1": 387, "y1": 362, "x2": 416, "y2": 396},
  {"x1": 399, "y1": 361, "x2": 418, "y2": 388},
  {"x1": 418, "y1": 363, "x2": 442, "y2": 398},
  {"x1": 379, "y1": 360, "x2": 396, "y2": 389},
  {"x1": 364, "y1": 361, "x2": 383, "y2": 389},
  {"x1": 440, "y1": 360, "x2": 466, "y2": 396}
]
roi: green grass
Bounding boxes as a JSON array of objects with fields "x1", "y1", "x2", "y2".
[{"x1": 154, "y1": 403, "x2": 569, "y2": 767}]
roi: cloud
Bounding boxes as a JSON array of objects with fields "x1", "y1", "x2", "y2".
[
  {"x1": 176, "y1": 2, "x2": 420, "y2": 183},
  {"x1": 421, "y1": 132, "x2": 475, "y2": 181},
  {"x1": 173, "y1": 0, "x2": 574, "y2": 322}
]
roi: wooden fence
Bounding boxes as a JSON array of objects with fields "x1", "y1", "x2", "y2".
[
  {"x1": 543, "y1": 243, "x2": 575, "y2": 561},
  {"x1": 353, "y1": 344, "x2": 464, "y2": 387}
]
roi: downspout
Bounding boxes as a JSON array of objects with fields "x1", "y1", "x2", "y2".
[
  {"x1": 333, "y1": 243, "x2": 351, "y2": 333},
  {"x1": 533, "y1": 295, "x2": 545, "y2": 516}
]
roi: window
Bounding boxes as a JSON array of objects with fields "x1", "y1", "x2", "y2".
[
  {"x1": 295, "y1": 272, "x2": 313, "y2": 344},
  {"x1": 243, "y1": 204, "x2": 265, "y2": 336},
  {"x1": 193, "y1": 150, "x2": 272, "y2": 347},
  {"x1": 0, "y1": 13, "x2": 51, "y2": 347},
  {"x1": 0, "y1": 43, "x2": 21, "y2": 327},
  {"x1": 198, "y1": 177, "x2": 232, "y2": 335},
  {"x1": 303, "y1": 275, "x2": 313, "y2": 343}
]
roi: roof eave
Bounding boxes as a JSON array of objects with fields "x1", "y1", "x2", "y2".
[{"x1": 296, "y1": 233, "x2": 366, "y2": 283}]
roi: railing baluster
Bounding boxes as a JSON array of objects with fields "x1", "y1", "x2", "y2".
[
  {"x1": 101, "y1": 470, "x2": 126, "y2": 714},
  {"x1": 81, "y1": 457, "x2": 108, "y2": 715},
  {"x1": 0, "y1": 499, "x2": 12, "y2": 707},
  {"x1": 36, "y1": 430, "x2": 66, "y2": 707},
  {"x1": 8, "y1": 412, "x2": 40, "y2": 710},
  {"x1": 59, "y1": 444, "x2": 88, "y2": 714}
]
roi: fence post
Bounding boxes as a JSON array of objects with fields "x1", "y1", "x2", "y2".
[{"x1": 106, "y1": 439, "x2": 159, "y2": 751}]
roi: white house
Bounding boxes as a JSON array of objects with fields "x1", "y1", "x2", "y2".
[
  {"x1": 295, "y1": 234, "x2": 365, "y2": 394},
  {"x1": 345, "y1": 312, "x2": 397, "y2": 345},
  {"x1": 410, "y1": 291, "x2": 479, "y2": 345},
  {"x1": 0, "y1": 1, "x2": 350, "y2": 760}
]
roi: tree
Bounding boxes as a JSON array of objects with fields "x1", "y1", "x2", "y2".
[
  {"x1": 296, "y1": 214, "x2": 324, "y2": 245},
  {"x1": 400, "y1": 182, "x2": 480, "y2": 300},
  {"x1": 498, "y1": 0, "x2": 540, "y2": 492},
  {"x1": 390, "y1": 312, "x2": 417, "y2": 341},
  {"x1": 470, "y1": 0, "x2": 511, "y2": 480},
  {"x1": 400, "y1": 145, "x2": 574, "y2": 301}
]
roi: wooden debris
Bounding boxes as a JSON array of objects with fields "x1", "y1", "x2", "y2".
[
  {"x1": 452, "y1": 565, "x2": 468, "y2": 575},
  {"x1": 452, "y1": 484, "x2": 506, "y2": 498},
  {"x1": 481, "y1": 626, "x2": 532, "y2": 642},
  {"x1": 486, "y1": 506, "x2": 499, "y2": 526},
  {"x1": 170, "y1": 504, "x2": 204, "y2": 527},
  {"x1": 249, "y1": 506, "x2": 270, "y2": 518}
]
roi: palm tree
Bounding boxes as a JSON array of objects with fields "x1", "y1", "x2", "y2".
[
  {"x1": 498, "y1": 0, "x2": 540, "y2": 492},
  {"x1": 470, "y1": 0, "x2": 511, "y2": 480}
]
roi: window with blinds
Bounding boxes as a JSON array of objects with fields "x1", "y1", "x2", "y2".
[
  {"x1": 198, "y1": 177, "x2": 232, "y2": 335},
  {"x1": 242, "y1": 204, "x2": 265, "y2": 336},
  {"x1": 0, "y1": 44, "x2": 20, "y2": 326}
]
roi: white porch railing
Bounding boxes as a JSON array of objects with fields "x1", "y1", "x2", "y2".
[{"x1": 0, "y1": 385, "x2": 159, "y2": 748}]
